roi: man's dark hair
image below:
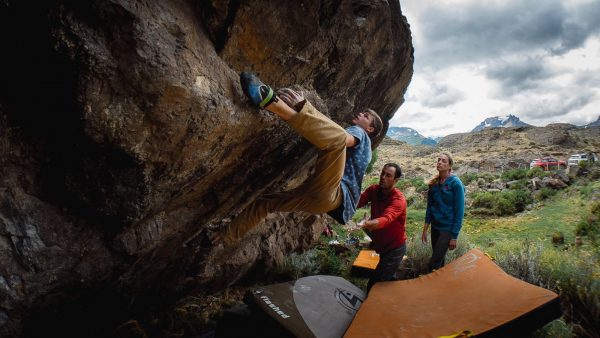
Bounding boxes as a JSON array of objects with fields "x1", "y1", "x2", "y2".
[{"x1": 384, "y1": 163, "x2": 402, "y2": 179}]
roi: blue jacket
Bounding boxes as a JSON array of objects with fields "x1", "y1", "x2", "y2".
[{"x1": 425, "y1": 175, "x2": 465, "y2": 239}]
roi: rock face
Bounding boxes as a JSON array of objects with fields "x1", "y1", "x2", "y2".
[{"x1": 0, "y1": 0, "x2": 413, "y2": 335}]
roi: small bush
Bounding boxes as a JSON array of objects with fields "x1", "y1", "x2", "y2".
[
  {"x1": 536, "y1": 187, "x2": 557, "y2": 201},
  {"x1": 362, "y1": 176, "x2": 379, "y2": 191},
  {"x1": 528, "y1": 167, "x2": 552, "y2": 179},
  {"x1": 478, "y1": 172, "x2": 498, "y2": 182},
  {"x1": 401, "y1": 232, "x2": 472, "y2": 279},
  {"x1": 405, "y1": 194, "x2": 426, "y2": 209},
  {"x1": 501, "y1": 168, "x2": 528, "y2": 181},
  {"x1": 493, "y1": 242, "x2": 600, "y2": 338},
  {"x1": 366, "y1": 149, "x2": 378, "y2": 174},
  {"x1": 471, "y1": 189, "x2": 532, "y2": 216},
  {"x1": 459, "y1": 172, "x2": 478, "y2": 186},
  {"x1": 531, "y1": 319, "x2": 573, "y2": 338},
  {"x1": 575, "y1": 201, "x2": 600, "y2": 242},
  {"x1": 277, "y1": 249, "x2": 321, "y2": 280},
  {"x1": 397, "y1": 177, "x2": 428, "y2": 193},
  {"x1": 508, "y1": 179, "x2": 528, "y2": 190}
]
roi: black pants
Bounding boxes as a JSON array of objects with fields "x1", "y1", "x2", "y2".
[
  {"x1": 429, "y1": 227, "x2": 452, "y2": 272},
  {"x1": 367, "y1": 243, "x2": 406, "y2": 292}
]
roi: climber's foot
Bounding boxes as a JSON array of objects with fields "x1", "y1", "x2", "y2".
[{"x1": 240, "y1": 72, "x2": 278, "y2": 108}]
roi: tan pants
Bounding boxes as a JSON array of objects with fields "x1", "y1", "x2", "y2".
[{"x1": 223, "y1": 101, "x2": 348, "y2": 244}]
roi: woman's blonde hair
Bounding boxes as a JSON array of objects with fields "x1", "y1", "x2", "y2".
[{"x1": 428, "y1": 152, "x2": 454, "y2": 186}]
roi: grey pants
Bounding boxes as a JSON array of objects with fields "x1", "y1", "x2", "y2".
[
  {"x1": 429, "y1": 227, "x2": 453, "y2": 271},
  {"x1": 367, "y1": 243, "x2": 406, "y2": 292}
]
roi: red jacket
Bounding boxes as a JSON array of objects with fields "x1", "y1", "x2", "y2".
[{"x1": 357, "y1": 185, "x2": 407, "y2": 254}]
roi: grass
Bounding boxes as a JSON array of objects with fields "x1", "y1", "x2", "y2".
[{"x1": 465, "y1": 191, "x2": 590, "y2": 250}]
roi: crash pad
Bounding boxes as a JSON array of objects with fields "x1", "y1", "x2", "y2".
[
  {"x1": 344, "y1": 248, "x2": 561, "y2": 338},
  {"x1": 352, "y1": 250, "x2": 380, "y2": 270},
  {"x1": 246, "y1": 275, "x2": 366, "y2": 338}
]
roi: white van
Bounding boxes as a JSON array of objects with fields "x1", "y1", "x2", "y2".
[{"x1": 568, "y1": 153, "x2": 596, "y2": 166}]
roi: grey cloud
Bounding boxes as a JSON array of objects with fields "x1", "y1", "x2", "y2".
[
  {"x1": 426, "y1": 122, "x2": 456, "y2": 135},
  {"x1": 485, "y1": 57, "x2": 557, "y2": 96},
  {"x1": 552, "y1": 1, "x2": 600, "y2": 55},
  {"x1": 395, "y1": 110, "x2": 434, "y2": 124},
  {"x1": 421, "y1": 84, "x2": 465, "y2": 108},
  {"x1": 575, "y1": 71, "x2": 600, "y2": 87},
  {"x1": 519, "y1": 90, "x2": 596, "y2": 120},
  {"x1": 414, "y1": 0, "x2": 600, "y2": 68}
]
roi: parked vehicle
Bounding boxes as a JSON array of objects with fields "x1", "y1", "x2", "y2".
[
  {"x1": 568, "y1": 153, "x2": 597, "y2": 166},
  {"x1": 529, "y1": 157, "x2": 567, "y2": 170}
]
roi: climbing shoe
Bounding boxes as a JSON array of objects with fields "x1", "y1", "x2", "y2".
[{"x1": 239, "y1": 72, "x2": 278, "y2": 108}]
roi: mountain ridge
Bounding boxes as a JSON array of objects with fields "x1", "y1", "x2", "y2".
[
  {"x1": 389, "y1": 114, "x2": 600, "y2": 140},
  {"x1": 471, "y1": 114, "x2": 531, "y2": 132},
  {"x1": 387, "y1": 126, "x2": 437, "y2": 145}
]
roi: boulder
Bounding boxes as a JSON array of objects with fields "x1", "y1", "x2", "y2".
[
  {"x1": 552, "y1": 172, "x2": 570, "y2": 184},
  {"x1": 531, "y1": 177, "x2": 543, "y2": 190},
  {"x1": 0, "y1": 1, "x2": 414, "y2": 335},
  {"x1": 541, "y1": 177, "x2": 568, "y2": 189}
]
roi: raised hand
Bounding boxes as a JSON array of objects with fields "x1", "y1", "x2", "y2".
[{"x1": 277, "y1": 88, "x2": 305, "y2": 111}]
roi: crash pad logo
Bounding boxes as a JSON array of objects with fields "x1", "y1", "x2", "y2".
[{"x1": 334, "y1": 288, "x2": 364, "y2": 312}]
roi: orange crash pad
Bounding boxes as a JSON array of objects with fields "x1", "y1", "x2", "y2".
[
  {"x1": 350, "y1": 250, "x2": 380, "y2": 278},
  {"x1": 352, "y1": 250, "x2": 380, "y2": 270},
  {"x1": 344, "y1": 248, "x2": 561, "y2": 337}
]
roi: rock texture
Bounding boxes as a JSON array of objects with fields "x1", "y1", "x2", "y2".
[{"x1": 0, "y1": 0, "x2": 413, "y2": 335}]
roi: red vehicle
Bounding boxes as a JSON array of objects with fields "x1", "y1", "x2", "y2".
[{"x1": 529, "y1": 156, "x2": 567, "y2": 170}]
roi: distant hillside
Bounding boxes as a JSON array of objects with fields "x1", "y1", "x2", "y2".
[
  {"x1": 472, "y1": 114, "x2": 531, "y2": 132},
  {"x1": 387, "y1": 126, "x2": 437, "y2": 145},
  {"x1": 374, "y1": 124, "x2": 600, "y2": 179}
]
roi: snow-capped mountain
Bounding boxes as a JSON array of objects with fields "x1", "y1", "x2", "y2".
[
  {"x1": 471, "y1": 114, "x2": 531, "y2": 132},
  {"x1": 386, "y1": 127, "x2": 437, "y2": 145}
]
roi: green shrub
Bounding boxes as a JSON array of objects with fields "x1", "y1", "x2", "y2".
[
  {"x1": 405, "y1": 194, "x2": 426, "y2": 209},
  {"x1": 494, "y1": 242, "x2": 599, "y2": 338},
  {"x1": 536, "y1": 187, "x2": 557, "y2": 201},
  {"x1": 400, "y1": 233, "x2": 472, "y2": 279},
  {"x1": 528, "y1": 167, "x2": 552, "y2": 179},
  {"x1": 531, "y1": 319, "x2": 572, "y2": 338},
  {"x1": 459, "y1": 172, "x2": 478, "y2": 186},
  {"x1": 277, "y1": 245, "x2": 357, "y2": 280},
  {"x1": 366, "y1": 149, "x2": 378, "y2": 174},
  {"x1": 471, "y1": 189, "x2": 532, "y2": 216},
  {"x1": 277, "y1": 249, "x2": 321, "y2": 279},
  {"x1": 575, "y1": 201, "x2": 600, "y2": 242},
  {"x1": 508, "y1": 179, "x2": 528, "y2": 190},
  {"x1": 397, "y1": 177, "x2": 428, "y2": 193},
  {"x1": 501, "y1": 168, "x2": 528, "y2": 181},
  {"x1": 478, "y1": 172, "x2": 498, "y2": 182},
  {"x1": 362, "y1": 176, "x2": 379, "y2": 188}
]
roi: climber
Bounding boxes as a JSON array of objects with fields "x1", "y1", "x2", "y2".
[{"x1": 213, "y1": 72, "x2": 382, "y2": 245}]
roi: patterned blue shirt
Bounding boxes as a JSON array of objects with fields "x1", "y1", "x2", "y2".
[{"x1": 328, "y1": 125, "x2": 372, "y2": 224}]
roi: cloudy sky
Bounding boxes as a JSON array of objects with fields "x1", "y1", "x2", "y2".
[{"x1": 391, "y1": 0, "x2": 600, "y2": 137}]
